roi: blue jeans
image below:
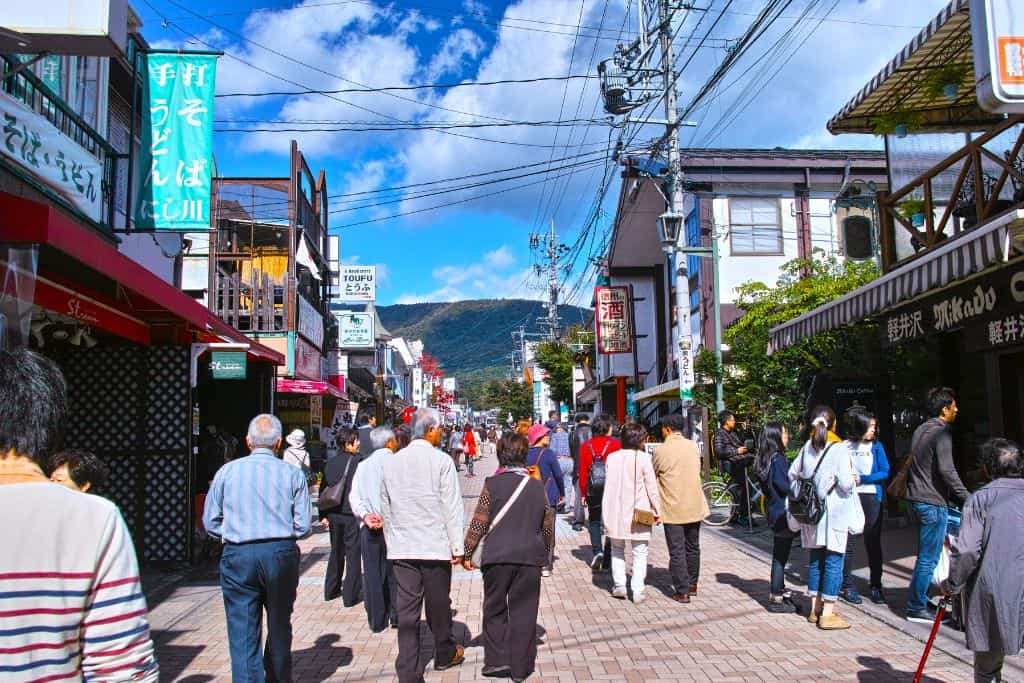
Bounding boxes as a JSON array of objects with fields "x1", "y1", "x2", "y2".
[
  {"x1": 221, "y1": 539, "x2": 300, "y2": 683},
  {"x1": 807, "y1": 548, "x2": 844, "y2": 601},
  {"x1": 907, "y1": 502, "x2": 947, "y2": 613}
]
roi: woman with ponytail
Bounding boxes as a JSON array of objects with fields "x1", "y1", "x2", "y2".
[{"x1": 788, "y1": 405, "x2": 858, "y2": 630}]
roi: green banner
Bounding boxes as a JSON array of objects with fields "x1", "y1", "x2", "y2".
[
  {"x1": 135, "y1": 52, "x2": 217, "y2": 230},
  {"x1": 211, "y1": 352, "x2": 246, "y2": 379}
]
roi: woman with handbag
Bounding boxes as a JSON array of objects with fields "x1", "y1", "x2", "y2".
[
  {"x1": 463, "y1": 433, "x2": 553, "y2": 682},
  {"x1": 788, "y1": 406, "x2": 859, "y2": 630},
  {"x1": 839, "y1": 410, "x2": 889, "y2": 606},
  {"x1": 601, "y1": 423, "x2": 661, "y2": 604}
]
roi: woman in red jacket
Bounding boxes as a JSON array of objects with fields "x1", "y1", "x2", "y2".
[{"x1": 464, "y1": 424, "x2": 478, "y2": 478}]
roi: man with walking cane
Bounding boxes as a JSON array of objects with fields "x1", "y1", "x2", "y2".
[{"x1": 937, "y1": 438, "x2": 1024, "y2": 683}]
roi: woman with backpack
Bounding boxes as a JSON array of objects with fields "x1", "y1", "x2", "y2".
[
  {"x1": 788, "y1": 405, "x2": 859, "y2": 630},
  {"x1": 579, "y1": 414, "x2": 620, "y2": 570},
  {"x1": 753, "y1": 422, "x2": 798, "y2": 613},
  {"x1": 463, "y1": 433, "x2": 553, "y2": 682},
  {"x1": 526, "y1": 424, "x2": 564, "y2": 577},
  {"x1": 602, "y1": 423, "x2": 661, "y2": 604}
]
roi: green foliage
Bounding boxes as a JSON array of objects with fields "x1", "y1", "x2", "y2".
[
  {"x1": 692, "y1": 348, "x2": 721, "y2": 411},
  {"x1": 921, "y1": 63, "x2": 968, "y2": 101},
  {"x1": 479, "y1": 379, "x2": 533, "y2": 420},
  {"x1": 870, "y1": 110, "x2": 923, "y2": 136},
  {"x1": 532, "y1": 340, "x2": 576, "y2": 407},
  {"x1": 723, "y1": 252, "x2": 882, "y2": 431},
  {"x1": 897, "y1": 198, "x2": 927, "y2": 220}
]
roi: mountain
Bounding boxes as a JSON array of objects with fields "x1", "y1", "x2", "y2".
[{"x1": 377, "y1": 299, "x2": 592, "y2": 403}]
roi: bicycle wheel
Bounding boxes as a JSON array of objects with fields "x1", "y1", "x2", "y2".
[{"x1": 702, "y1": 481, "x2": 736, "y2": 527}]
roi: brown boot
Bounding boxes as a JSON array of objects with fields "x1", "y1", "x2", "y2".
[
  {"x1": 689, "y1": 583, "x2": 698, "y2": 596},
  {"x1": 817, "y1": 614, "x2": 851, "y2": 630}
]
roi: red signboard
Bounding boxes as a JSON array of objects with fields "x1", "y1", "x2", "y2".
[
  {"x1": 276, "y1": 378, "x2": 345, "y2": 399},
  {"x1": 33, "y1": 276, "x2": 150, "y2": 345},
  {"x1": 594, "y1": 286, "x2": 633, "y2": 354}
]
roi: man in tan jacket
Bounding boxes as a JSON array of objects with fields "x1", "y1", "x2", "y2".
[{"x1": 653, "y1": 414, "x2": 710, "y2": 604}]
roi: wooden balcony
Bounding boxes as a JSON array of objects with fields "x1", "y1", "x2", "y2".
[{"x1": 879, "y1": 115, "x2": 1024, "y2": 271}]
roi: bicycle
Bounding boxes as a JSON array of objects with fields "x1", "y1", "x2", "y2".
[{"x1": 702, "y1": 466, "x2": 764, "y2": 527}]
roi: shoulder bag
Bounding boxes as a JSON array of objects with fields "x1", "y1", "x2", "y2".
[
  {"x1": 631, "y1": 450, "x2": 656, "y2": 527},
  {"x1": 887, "y1": 421, "x2": 941, "y2": 500},
  {"x1": 788, "y1": 443, "x2": 836, "y2": 525},
  {"x1": 471, "y1": 475, "x2": 531, "y2": 567},
  {"x1": 317, "y1": 454, "x2": 354, "y2": 511}
]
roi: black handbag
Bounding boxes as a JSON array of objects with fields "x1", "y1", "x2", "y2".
[
  {"x1": 788, "y1": 443, "x2": 835, "y2": 525},
  {"x1": 316, "y1": 455, "x2": 353, "y2": 511}
]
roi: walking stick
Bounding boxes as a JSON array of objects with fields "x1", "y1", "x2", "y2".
[{"x1": 913, "y1": 597, "x2": 949, "y2": 683}]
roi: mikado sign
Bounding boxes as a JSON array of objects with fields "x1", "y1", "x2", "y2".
[
  {"x1": 134, "y1": 51, "x2": 218, "y2": 230},
  {"x1": 338, "y1": 265, "x2": 376, "y2": 302}
]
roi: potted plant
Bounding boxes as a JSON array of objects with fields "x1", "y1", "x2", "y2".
[
  {"x1": 898, "y1": 198, "x2": 927, "y2": 227},
  {"x1": 871, "y1": 110, "x2": 923, "y2": 138},
  {"x1": 922, "y1": 63, "x2": 969, "y2": 101}
]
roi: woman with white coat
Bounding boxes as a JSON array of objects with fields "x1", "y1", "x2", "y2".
[
  {"x1": 789, "y1": 406, "x2": 860, "y2": 630},
  {"x1": 601, "y1": 422, "x2": 661, "y2": 604}
]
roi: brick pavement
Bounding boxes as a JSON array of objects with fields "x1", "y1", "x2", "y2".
[{"x1": 150, "y1": 449, "x2": 978, "y2": 682}]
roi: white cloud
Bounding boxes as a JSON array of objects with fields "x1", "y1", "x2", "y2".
[
  {"x1": 426, "y1": 28, "x2": 486, "y2": 81},
  {"x1": 483, "y1": 244, "x2": 516, "y2": 269},
  {"x1": 399, "y1": 246, "x2": 536, "y2": 303}
]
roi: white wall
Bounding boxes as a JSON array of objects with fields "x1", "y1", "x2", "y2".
[
  {"x1": 712, "y1": 195, "x2": 839, "y2": 306},
  {"x1": 117, "y1": 232, "x2": 181, "y2": 286}
]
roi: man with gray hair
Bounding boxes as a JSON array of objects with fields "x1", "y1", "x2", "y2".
[
  {"x1": 204, "y1": 413, "x2": 311, "y2": 682},
  {"x1": 382, "y1": 407, "x2": 466, "y2": 681},
  {"x1": 349, "y1": 425, "x2": 400, "y2": 632}
]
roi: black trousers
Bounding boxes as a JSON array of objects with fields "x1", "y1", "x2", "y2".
[
  {"x1": 481, "y1": 563, "x2": 541, "y2": 680},
  {"x1": 393, "y1": 559, "x2": 457, "y2": 683},
  {"x1": 727, "y1": 462, "x2": 750, "y2": 518},
  {"x1": 843, "y1": 492, "x2": 885, "y2": 590},
  {"x1": 325, "y1": 514, "x2": 363, "y2": 606},
  {"x1": 360, "y1": 525, "x2": 397, "y2": 632},
  {"x1": 663, "y1": 521, "x2": 701, "y2": 593}
]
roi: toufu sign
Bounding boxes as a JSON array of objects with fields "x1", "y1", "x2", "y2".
[{"x1": 338, "y1": 265, "x2": 376, "y2": 302}]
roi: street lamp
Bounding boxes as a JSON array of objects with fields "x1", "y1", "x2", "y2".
[{"x1": 657, "y1": 211, "x2": 684, "y2": 252}]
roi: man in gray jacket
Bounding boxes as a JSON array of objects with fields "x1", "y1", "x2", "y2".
[
  {"x1": 942, "y1": 438, "x2": 1024, "y2": 683},
  {"x1": 905, "y1": 387, "x2": 970, "y2": 623},
  {"x1": 381, "y1": 408, "x2": 465, "y2": 682}
]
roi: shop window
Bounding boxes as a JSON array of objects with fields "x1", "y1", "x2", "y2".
[
  {"x1": 729, "y1": 197, "x2": 783, "y2": 255},
  {"x1": 70, "y1": 56, "x2": 108, "y2": 134}
]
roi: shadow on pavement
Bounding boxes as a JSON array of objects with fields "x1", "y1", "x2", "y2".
[
  {"x1": 151, "y1": 630, "x2": 205, "y2": 681},
  {"x1": 291, "y1": 634, "x2": 353, "y2": 682},
  {"x1": 855, "y1": 655, "x2": 945, "y2": 682}
]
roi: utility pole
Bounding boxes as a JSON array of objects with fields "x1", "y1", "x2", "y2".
[
  {"x1": 529, "y1": 221, "x2": 566, "y2": 342},
  {"x1": 658, "y1": 0, "x2": 694, "y2": 405}
]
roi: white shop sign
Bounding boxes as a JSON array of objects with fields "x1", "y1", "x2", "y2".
[
  {"x1": 0, "y1": 91, "x2": 103, "y2": 221},
  {"x1": 338, "y1": 265, "x2": 376, "y2": 302},
  {"x1": 972, "y1": 0, "x2": 1024, "y2": 113},
  {"x1": 297, "y1": 295, "x2": 324, "y2": 349},
  {"x1": 337, "y1": 311, "x2": 374, "y2": 348}
]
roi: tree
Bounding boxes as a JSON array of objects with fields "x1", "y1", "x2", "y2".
[
  {"x1": 532, "y1": 340, "x2": 576, "y2": 407},
  {"x1": 723, "y1": 252, "x2": 882, "y2": 429},
  {"x1": 479, "y1": 379, "x2": 533, "y2": 420}
]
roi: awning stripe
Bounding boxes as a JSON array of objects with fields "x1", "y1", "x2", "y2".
[{"x1": 768, "y1": 211, "x2": 1024, "y2": 354}]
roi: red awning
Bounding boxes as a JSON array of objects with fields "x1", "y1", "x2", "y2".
[
  {"x1": 277, "y1": 378, "x2": 347, "y2": 400},
  {"x1": 1, "y1": 193, "x2": 285, "y2": 366}
]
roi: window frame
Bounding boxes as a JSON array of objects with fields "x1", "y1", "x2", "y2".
[{"x1": 727, "y1": 196, "x2": 784, "y2": 256}]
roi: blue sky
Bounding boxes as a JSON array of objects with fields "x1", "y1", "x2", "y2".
[{"x1": 138, "y1": 0, "x2": 950, "y2": 305}]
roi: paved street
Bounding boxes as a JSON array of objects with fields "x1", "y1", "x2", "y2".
[{"x1": 150, "y1": 449, "x2": 977, "y2": 682}]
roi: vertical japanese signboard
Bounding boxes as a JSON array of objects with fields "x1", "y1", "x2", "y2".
[
  {"x1": 135, "y1": 52, "x2": 218, "y2": 229},
  {"x1": 972, "y1": 0, "x2": 1024, "y2": 113},
  {"x1": 594, "y1": 286, "x2": 633, "y2": 354}
]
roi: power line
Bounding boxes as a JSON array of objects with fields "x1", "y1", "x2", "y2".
[
  {"x1": 216, "y1": 74, "x2": 601, "y2": 98},
  {"x1": 212, "y1": 118, "x2": 614, "y2": 132}
]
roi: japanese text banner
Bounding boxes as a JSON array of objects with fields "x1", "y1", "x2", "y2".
[{"x1": 135, "y1": 52, "x2": 218, "y2": 230}]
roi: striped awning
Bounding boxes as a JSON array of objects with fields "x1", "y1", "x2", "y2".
[
  {"x1": 768, "y1": 210, "x2": 1024, "y2": 354},
  {"x1": 827, "y1": 0, "x2": 1001, "y2": 135}
]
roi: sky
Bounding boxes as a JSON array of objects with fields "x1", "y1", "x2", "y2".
[{"x1": 137, "y1": 0, "x2": 952, "y2": 306}]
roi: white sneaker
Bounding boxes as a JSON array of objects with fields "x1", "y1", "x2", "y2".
[
  {"x1": 541, "y1": 568, "x2": 552, "y2": 578},
  {"x1": 611, "y1": 586, "x2": 627, "y2": 599},
  {"x1": 632, "y1": 592, "x2": 646, "y2": 604},
  {"x1": 590, "y1": 553, "x2": 604, "y2": 570}
]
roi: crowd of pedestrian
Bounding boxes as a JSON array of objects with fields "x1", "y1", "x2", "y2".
[{"x1": 4, "y1": 341, "x2": 1023, "y2": 683}]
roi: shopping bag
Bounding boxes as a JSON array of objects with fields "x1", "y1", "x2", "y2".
[{"x1": 931, "y1": 538, "x2": 950, "y2": 588}]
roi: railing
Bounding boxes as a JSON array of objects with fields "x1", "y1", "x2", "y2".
[
  {"x1": 0, "y1": 54, "x2": 119, "y2": 230},
  {"x1": 879, "y1": 115, "x2": 1024, "y2": 271}
]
